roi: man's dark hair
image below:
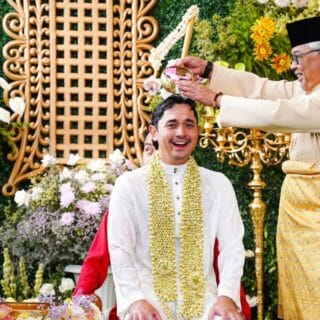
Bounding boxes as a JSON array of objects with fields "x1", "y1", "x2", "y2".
[{"x1": 150, "y1": 94, "x2": 198, "y2": 128}]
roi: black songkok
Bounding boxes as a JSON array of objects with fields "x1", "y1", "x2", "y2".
[{"x1": 286, "y1": 16, "x2": 320, "y2": 48}]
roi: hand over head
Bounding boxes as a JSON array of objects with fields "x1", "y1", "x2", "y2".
[
  {"x1": 176, "y1": 80, "x2": 216, "y2": 106},
  {"x1": 176, "y1": 56, "x2": 208, "y2": 77}
]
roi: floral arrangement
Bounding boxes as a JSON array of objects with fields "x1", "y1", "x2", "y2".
[
  {"x1": 0, "y1": 295, "x2": 102, "y2": 320},
  {"x1": 1, "y1": 247, "x2": 45, "y2": 302},
  {"x1": 0, "y1": 248, "x2": 103, "y2": 319},
  {"x1": 250, "y1": 16, "x2": 291, "y2": 73},
  {"x1": 0, "y1": 76, "x2": 26, "y2": 151},
  {"x1": 149, "y1": 5, "x2": 199, "y2": 75},
  {"x1": 0, "y1": 151, "x2": 132, "y2": 279},
  {"x1": 191, "y1": 0, "x2": 320, "y2": 80}
]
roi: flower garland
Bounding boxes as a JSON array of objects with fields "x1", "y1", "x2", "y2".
[
  {"x1": 149, "y1": 5, "x2": 199, "y2": 75},
  {"x1": 147, "y1": 153, "x2": 205, "y2": 319}
]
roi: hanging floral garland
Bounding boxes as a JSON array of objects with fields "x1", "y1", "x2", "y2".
[{"x1": 147, "y1": 153, "x2": 205, "y2": 319}]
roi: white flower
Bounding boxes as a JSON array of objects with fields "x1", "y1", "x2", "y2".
[
  {"x1": 67, "y1": 153, "x2": 81, "y2": 166},
  {"x1": 58, "y1": 277, "x2": 75, "y2": 293},
  {"x1": 74, "y1": 169, "x2": 89, "y2": 182},
  {"x1": 149, "y1": 5, "x2": 199, "y2": 74},
  {"x1": 246, "y1": 295, "x2": 257, "y2": 308},
  {"x1": 87, "y1": 159, "x2": 106, "y2": 172},
  {"x1": 256, "y1": 0, "x2": 269, "y2": 3},
  {"x1": 274, "y1": 0, "x2": 290, "y2": 7},
  {"x1": 59, "y1": 167, "x2": 73, "y2": 181},
  {"x1": 31, "y1": 186, "x2": 43, "y2": 201},
  {"x1": 9, "y1": 97, "x2": 25, "y2": 116},
  {"x1": 91, "y1": 172, "x2": 105, "y2": 181},
  {"x1": 143, "y1": 76, "x2": 161, "y2": 96},
  {"x1": 22, "y1": 297, "x2": 40, "y2": 303},
  {"x1": 0, "y1": 107, "x2": 10, "y2": 123},
  {"x1": 291, "y1": 0, "x2": 307, "y2": 7},
  {"x1": 109, "y1": 149, "x2": 125, "y2": 165},
  {"x1": 39, "y1": 283, "x2": 55, "y2": 296},
  {"x1": 14, "y1": 190, "x2": 31, "y2": 207},
  {"x1": 60, "y1": 212, "x2": 74, "y2": 226},
  {"x1": 41, "y1": 154, "x2": 57, "y2": 168},
  {"x1": 245, "y1": 249, "x2": 255, "y2": 258},
  {"x1": 5, "y1": 297, "x2": 16, "y2": 302},
  {"x1": 0, "y1": 77, "x2": 12, "y2": 91}
]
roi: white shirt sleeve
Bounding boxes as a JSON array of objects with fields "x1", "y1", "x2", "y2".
[
  {"x1": 108, "y1": 174, "x2": 146, "y2": 316},
  {"x1": 213, "y1": 175, "x2": 245, "y2": 306},
  {"x1": 210, "y1": 64, "x2": 320, "y2": 132}
]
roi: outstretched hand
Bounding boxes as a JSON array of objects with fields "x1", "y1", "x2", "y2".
[
  {"x1": 176, "y1": 56, "x2": 208, "y2": 77},
  {"x1": 176, "y1": 80, "x2": 216, "y2": 106},
  {"x1": 127, "y1": 299, "x2": 161, "y2": 320},
  {"x1": 209, "y1": 296, "x2": 246, "y2": 320}
]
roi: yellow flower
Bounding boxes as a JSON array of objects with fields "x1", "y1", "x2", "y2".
[
  {"x1": 271, "y1": 53, "x2": 291, "y2": 74},
  {"x1": 254, "y1": 42, "x2": 272, "y2": 61},
  {"x1": 250, "y1": 17, "x2": 275, "y2": 44}
]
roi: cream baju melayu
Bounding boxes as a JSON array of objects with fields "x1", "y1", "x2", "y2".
[
  {"x1": 210, "y1": 64, "x2": 320, "y2": 319},
  {"x1": 108, "y1": 162, "x2": 245, "y2": 319}
]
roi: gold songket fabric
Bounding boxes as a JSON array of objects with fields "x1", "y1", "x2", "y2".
[{"x1": 277, "y1": 160, "x2": 320, "y2": 319}]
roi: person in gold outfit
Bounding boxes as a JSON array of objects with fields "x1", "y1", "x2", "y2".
[{"x1": 176, "y1": 16, "x2": 320, "y2": 320}]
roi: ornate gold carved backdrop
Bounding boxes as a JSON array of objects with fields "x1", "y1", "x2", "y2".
[{"x1": 2, "y1": 0, "x2": 158, "y2": 196}]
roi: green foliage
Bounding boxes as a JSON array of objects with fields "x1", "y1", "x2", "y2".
[{"x1": 150, "y1": 0, "x2": 234, "y2": 62}]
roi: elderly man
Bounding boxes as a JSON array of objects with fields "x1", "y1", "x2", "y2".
[
  {"x1": 176, "y1": 16, "x2": 320, "y2": 320},
  {"x1": 108, "y1": 95, "x2": 246, "y2": 320}
]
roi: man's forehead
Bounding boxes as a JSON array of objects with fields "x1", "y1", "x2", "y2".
[{"x1": 292, "y1": 44, "x2": 308, "y2": 53}]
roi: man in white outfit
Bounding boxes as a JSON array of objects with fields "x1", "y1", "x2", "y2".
[{"x1": 108, "y1": 95, "x2": 246, "y2": 320}]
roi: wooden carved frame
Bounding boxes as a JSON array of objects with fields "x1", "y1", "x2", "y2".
[{"x1": 2, "y1": 0, "x2": 158, "y2": 195}]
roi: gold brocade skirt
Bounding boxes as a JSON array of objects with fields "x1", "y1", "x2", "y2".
[{"x1": 277, "y1": 161, "x2": 320, "y2": 320}]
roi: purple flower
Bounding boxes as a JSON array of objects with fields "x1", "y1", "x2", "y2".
[
  {"x1": 81, "y1": 181, "x2": 96, "y2": 193},
  {"x1": 76, "y1": 200, "x2": 100, "y2": 217},
  {"x1": 60, "y1": 212, "x2": 74, "y2": 226}
]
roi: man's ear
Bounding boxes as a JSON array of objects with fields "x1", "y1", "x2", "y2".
[{"x1": 149, "y1": 125, "x2": 158, "y2": 141}]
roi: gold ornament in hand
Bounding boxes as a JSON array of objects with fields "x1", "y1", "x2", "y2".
[{"x1": 161, "y1": 66, "x2": 194, "y2": 93}]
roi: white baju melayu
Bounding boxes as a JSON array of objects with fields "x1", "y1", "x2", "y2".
[{"x1": 108, "y1": 161, "x2": 245, "y2": 319}]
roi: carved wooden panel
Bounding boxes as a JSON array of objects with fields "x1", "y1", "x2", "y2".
[{"x1": 2, "y1": 0, "x2": 158, "y2": 195}]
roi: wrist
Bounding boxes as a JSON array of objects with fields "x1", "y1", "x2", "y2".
[
  {"x1": 212, "y1": 91, "x2": 223, "y2": 109},
  {"x1": 202, "y1": 61, "x2": 213, "y2": 79}
]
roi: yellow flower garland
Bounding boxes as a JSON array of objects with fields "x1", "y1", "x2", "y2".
[{"x1": 147, "y1": 153, "x2": 205, "y2": 319}]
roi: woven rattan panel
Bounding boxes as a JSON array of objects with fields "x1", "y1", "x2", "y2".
[{"x1": 2, "y1": 0, "x2": 158, "y2": 195}]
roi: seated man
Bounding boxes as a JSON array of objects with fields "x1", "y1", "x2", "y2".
[{"x1": 108, "y1": 95, "x2": 246, "y2": 320}]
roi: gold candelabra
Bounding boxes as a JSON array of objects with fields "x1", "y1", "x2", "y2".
[{"x1": 199, "y1": 108, "x2": 290, "y2": 320}]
